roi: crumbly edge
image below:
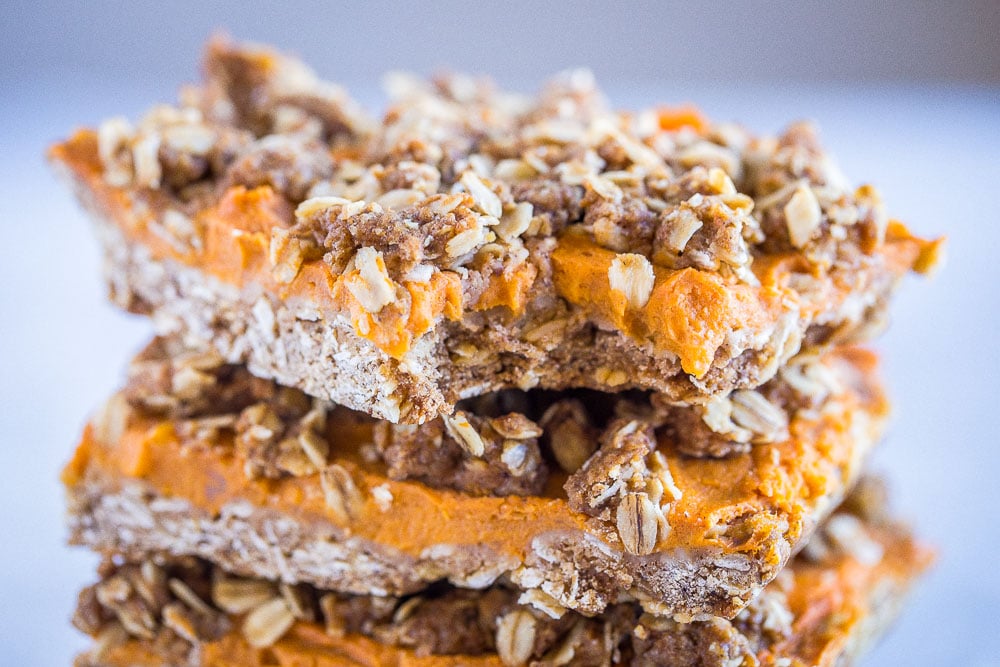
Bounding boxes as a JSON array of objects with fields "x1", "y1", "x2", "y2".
[
  {"x1": 72, "y1": 481, "x2": 928, "y2": 667},
  {"x1": 67, "y1": 470, "x2": 779, "y2": 620},
  {"x1": 88, "y1": 189, "x2": 903, "y2": 427},
  {"x1": 115, "y1": 328, "x2": 828, "y2": 497},
  {"x1": 66, "y1": 396, "x2": 885, "y2": 621},
  {"x1": 87, "y1": 203, "x2": 728, "y2": 424},
  {"x1": 78, "y1": 188, "x2": 432, "y2": 424},
  {"x1": 66, "y1": 333, "x2": 880, "y2": 618}
]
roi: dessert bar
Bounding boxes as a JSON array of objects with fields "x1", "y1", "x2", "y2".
[{"x1": 50, "y1": 39, "x2": 941, "y2": 423}]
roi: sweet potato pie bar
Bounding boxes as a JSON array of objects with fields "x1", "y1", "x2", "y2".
[
  {"x1": 52, "y1": 36, "x2": 940, "y2": 667},
  {"x1": 50, "y1": 38, "x2": 941, "y2": 424}
]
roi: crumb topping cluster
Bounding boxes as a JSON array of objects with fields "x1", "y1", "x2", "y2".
[{"x1": 95, "y1": 38, "x2": 898, "y2": 330}]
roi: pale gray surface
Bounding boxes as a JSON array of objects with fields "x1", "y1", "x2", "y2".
[
  {"x1": 1, "y1": 7, "x2": 999, "y2": 665},
  {"x1": 3, "y1": 0, "x2": 1000, "y2": 86}
]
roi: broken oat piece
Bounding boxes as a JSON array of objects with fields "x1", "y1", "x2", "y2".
[
  {"x1": 73, "y1": 489, "x2": 933, "y2": 667},
  {"x1": 50, "y1": 37, "x2": 942, "y2": 423},
  {"x1": 64, "y1": 337, "x2": 889, "y2": 619}
]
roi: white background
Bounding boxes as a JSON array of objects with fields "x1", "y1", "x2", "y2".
[{"x1": 1, "y1": 3, "x2": 998, "y2": 664}]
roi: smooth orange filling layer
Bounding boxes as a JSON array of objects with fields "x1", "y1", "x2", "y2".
[
  {"x1": 51, "y1": 133, "x2": 939, "y2": 366},
  {"x1": 99, "y1": 625, "x2": 501, "y2": 666},
  {"x1": 63, "y1": 349, "x2": 887, "y2": 560},
  {"x1": 91, "y1": 516, "x2": 932, "y2": 667},
  {"x1": 551, "y1": 232, "x2": 790, "y2": 377}
]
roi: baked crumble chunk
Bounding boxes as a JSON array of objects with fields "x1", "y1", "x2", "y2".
[{"x1": 51, "y1": 37, "x2": 942, "y2": 423}]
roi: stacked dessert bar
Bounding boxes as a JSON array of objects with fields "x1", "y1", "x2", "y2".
[{"x1": 53, "y1": 38, "x2": 942, "y2": 666}]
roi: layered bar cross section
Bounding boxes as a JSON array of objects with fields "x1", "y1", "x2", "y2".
[
  {"x1": 66, "y1": 338, "x2": 888, "y2": 619},
  {"x1": 50, "y1": 39, "x2": 942, "y2": 423},
  {"x1": 72, "y1": 483, "x2": 932, "y2": 667}
]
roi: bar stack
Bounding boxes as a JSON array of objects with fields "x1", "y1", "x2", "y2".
[{"x1": 53, "y1": 38, "x2": 943, "y2": 666}]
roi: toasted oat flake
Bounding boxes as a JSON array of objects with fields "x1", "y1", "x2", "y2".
[
  {"x1": 496, "y1": 609, "x2": 537, "y2": 666},
  {"x1": 212, "y1": 576, "x2": 276, "y2": 614},
  {"x1": 93, "y1": 392, "x2": 131, "y2": 446},
  {"x1": 785, "y1": 184, "x2": 822, "y2": 248},
  {"x1": 489, "y1": 414, "x2": 543, "y2": 439},
  {"x1": 617, "y1": 492, "x2": 659, "y2": 555},
  {"x1": 158, "y1": 209, "x2": 201, "y2": 251},
  {"x1": 493, "y1": 158, "x2": 537, "y2": 181},
  {"x1": 730, "y1": 390, "x2": 788, "y2": 442},
  {"x1": 161, "y1": 603, "x2": 200, "y2": 643},
  {"x1": 269, "y1": 228, "x2": 307, "y2": 284},
  {"x1": 136, "y1": 561, "x2": 165, "y2": 607},
  {"x1": 161, "y1": 123, "x2": 215, "y2": 155},
  {"x1": 701, "y1": 395, "x2": 758, "y2": 446},
  {"x1": 584, "y1": 173, "x2": 624, "y2": 203},
  {"x1": 298, "y1": 429, "x2": 330, "y2": 469},
  {"x1": 825, "y1": 514, "x2": 885, "y2": 566},
  {"x1": 346, "y1": 247, "x2": 396, "y2": 312},
  {"x1": 403, "y1": 263, "x2": 435, "y2": 284},
  {"x1": 318, "y1": 593, "x2": 345, "y2": 638},
  {"x1": 171, "y1": 365, "x2": 215, "y2": 400},
  {"x1": 132, "y1": 133, "x2": 162, "y2": 188},
  {"x1": 443, "y1": 411, "x2": 486, "y2": 456},
  {"x1": 543, "y1": 619, "x2": 586, "y2": 665},
  {"x1": 460, "y1": 170, "x2": 503, "y2": 218},
  {"x1": 242, "y1": 597, "x2": 295, "y2": 649},
  {"x1": 376, "y1": 188, "x2": 424, "y2": 210},
  {"x1": 608, "y1": 253, "x2": 655, "y2": 309},
  {"x1": 319, "y1": 464, "x2": 363, "y2": 524},
  {"x1": 96, "y1": 576, "x2": 132, "y2": 606},
  {"x1": 548, "y1": 427, "x2": 594, "y2": 475},
  {"x1": 501, "y1": 441, "x2": 530, "y2": 475},
  {"x1": 446, "y1": 224, "x2": 487, "y2": 258},
  {"x1": 168, "y1": 578, "x2": 214, "y2": 616},
  {"x1": 294, "y1": 196, "x2": 351, "y2": 220},
  {"x1": 707, "y1": 167, "x2": 738, "y2": 195},
  {"x1": 495, "y1": 201, "x2": 533, "y2": 241},
  {"x1": 518, "y1": 589, "x2": 567, "y2": 619},
  {"x1": 659, "y1": 207, "x2": 704, "y2": 254},
  {"x1": 678, "y1": 141, "x2": 739, "y2": 174},
  {"x1": 280, "y1": 583, "x2": 314, "y2": 620},
  {"x1": 780, "y1": 354, "x2": 838, "y2": 401},
  {"x1": 650, "y1": 452, "x2": 683, "y2": 503},
  {"x1": 97, "y1": 116, "x2": 133, "y2": 165}
]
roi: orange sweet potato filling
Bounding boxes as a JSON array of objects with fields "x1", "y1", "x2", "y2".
[
  {"x1": 63, "y1": 349, "x2": 887, "y2": 561},
  {"x1": 51, "y1": 132, "x2": 939, "y2": 367},
  {"x1": 655, "y1": 105, "x2": 710, "y2": 134},
  {"x1": 51, "y1": 132, "x2": 465, "y2": 361},
  {"x1": 100, "y1": 627, "x2": 499, "y2": 666},
  {"x1": 551, "y1": 232, "x2": 791, "y2": 377}
]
